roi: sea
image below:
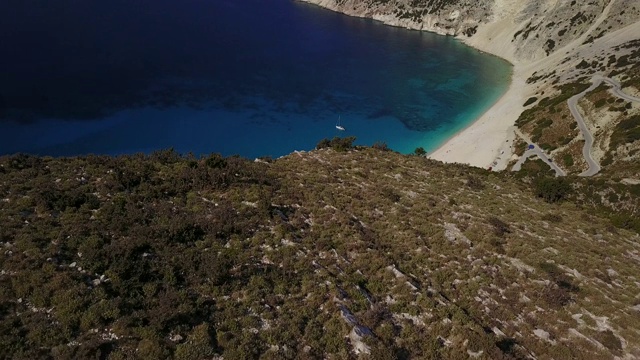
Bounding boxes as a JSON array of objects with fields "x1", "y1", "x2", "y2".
[{"x1": 0, "y1": 0, "x2": 512, "y2": 158}]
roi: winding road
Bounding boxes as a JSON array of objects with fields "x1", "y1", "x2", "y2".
[
  {"x1": 514, "y1": 75, "x2": 640, "y2": 177},
  {"x1": 567, "y1": 77, "x2": 602, "y2": 176},
  {"x1": 512, "y1": 144, "x2": 566, "y2": 177},
  {"x1": 569, "y1": 75, "x2": 640, "y2": 176},
  {"x1": 601, "y1": 76, "x2": 640, "y2": 103}
]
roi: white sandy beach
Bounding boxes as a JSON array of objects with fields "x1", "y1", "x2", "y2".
[
  {"x1": 429, "y1": 12, "x2": 640, "y2": 171},
  {"x1": 299, "y1": 0, "x2": 640, "y2": 170},
  {"x1": 425, "y1": 0, "x2": 545, "y2": 171},
  {"x1": 428, "y1": 23, "x2": 531, "y2": 170},
  {"x1": 428, "y1": 66, "x2": 527, "y2": 170}
]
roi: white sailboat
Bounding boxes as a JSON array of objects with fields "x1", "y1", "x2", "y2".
[{"x1": 335, "y1": 116, "x2": 345, "y2": 131}]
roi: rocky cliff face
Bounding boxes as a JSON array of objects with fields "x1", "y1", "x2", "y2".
[
  {"x1": 300, "y1": 0, "x2": 640, "y2": 63},
  {"x1": 301, "y1": 0, "x2": 492, "y2": 36}
]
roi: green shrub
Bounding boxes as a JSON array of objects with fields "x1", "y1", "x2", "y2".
[
  {"x1": 488, "y1": 216, "x2": 511, "y2": 237},
  {"x1": 595, "y1": 330, "x2": 622, "y2": 355},
  {"x1": 563, "y1": 154, "x2": 574, "y2": 167},
  {"x1": 316, "y1": 136, "x2": 357, "y2": 151},
  {"x1": 541, "y1": 213, "x2": 563, "y2": 223},
  {"x1": 611, "y1": 115, "x2": 640, "y2": 148},
  {"x1": 205, "y1": 153, "x2": 227, "y2": 169},
  {"x1": 175, "y1": 324, "x2": 217, "y2": 360},
  {"x1": 414, "y1": 147, "x2": 427, "y2": 156},
  {"x1": 316, "y1": 138, "x2": 331, "y2": 149},
  {"x1": 610, "y1": 213, "x2": 640, "y2": 232},
  {"x1": 594, "y1": 98, "x2": 607, "y2": 108},
  {"x1": 372, "y1": 141, "x2": 391, "y2": 151},
  {"x1": 381, "y1": 187, "x2": 401, "y2": 202},
  {"x1": 534, "y1": 177, "x2": 572, "y2": 203},
  {"x1": 466, "y1": 175, "x2": 484, "y2": 190}
]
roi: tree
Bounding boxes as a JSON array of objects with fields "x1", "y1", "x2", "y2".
[
  {"x1": 372, "y1": 141, "x2": 391, "y2": 151},
  {"x1": 316, "y1": 137, "x2": 357, "y2": 151},
  {"x1": 414, "y1": 147, "x2": 427, "y2": 156},
  {"x1": 535, "y1": 177, "x2": 572, "y2": 203}
]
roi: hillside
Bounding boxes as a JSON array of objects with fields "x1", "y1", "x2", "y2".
[
  {"x1": 299, "y1": 0, "x2": 640, "y2": 62},
  {"x1": 2, "y1": 3, "x2": 640, "y2": 359},
  {"x1": 300, "y1": 0, "x2": 640, "y2": 176},
  {"x1": 2, "y1": 147, "x2": 640, "y2": 358}
]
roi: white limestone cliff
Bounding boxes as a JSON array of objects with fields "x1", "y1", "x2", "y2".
[{"x1": 299, "y1": 0, "x2": 639, "y2": 64}]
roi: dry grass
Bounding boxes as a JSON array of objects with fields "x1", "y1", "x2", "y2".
[
  {"x1": 1, "y1": 149, "x2": 639, "y2": 358},
  {"x1": 268, "y1": 148, "x2": 640, "y2": 357}
]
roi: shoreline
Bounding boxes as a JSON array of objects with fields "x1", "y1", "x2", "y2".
[
  {"x1": 428, "y1": 59, "x2": 528, "y2": 170},
  {"x1": 298, "y1": 0, "x2": 640, "y2": 171},
  {"x1": 426, "y1": 16, "x2": 530, "y2": 170},
  {"x1": 297, "y1": 0, "x2": 528, "y2": 170},
  {"x1": 428, "y1": 67, "x2": 520, "y2": 170},
  {"x1": 433, "y1": 16, "x2": 640, "y2": 170}
]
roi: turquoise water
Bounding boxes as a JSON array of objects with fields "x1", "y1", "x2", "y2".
[{"x1": 0, "y1": 0, "x2": 511, "y2": 158}]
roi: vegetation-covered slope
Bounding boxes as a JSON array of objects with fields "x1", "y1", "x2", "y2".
[{"x1": 1, "y1": 147, "x2": 639, "y2": 359}]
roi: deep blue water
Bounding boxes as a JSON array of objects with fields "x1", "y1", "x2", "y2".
[{"x1": 0, "y1": 0, "x2": 511, "y2": 158}]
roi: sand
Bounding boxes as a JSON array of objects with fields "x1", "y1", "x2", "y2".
[
  {"x1": 299, "y1": 0, "x2": 640, "y2": 170},
  {"x1": 429, "y1": 10, "x2": 640, "y2": 171},
  {"x1": 428, "y1": 67, "x2": 528, "y2": 170},
  {"x1": 429, "y1": 18, "x2": 532, "y2": 170}
]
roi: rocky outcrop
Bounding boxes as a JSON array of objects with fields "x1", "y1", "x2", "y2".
[
  {"x1": 300, "y1": 0, "x2": 492, "y2": 36},
  {"x1": 299, "y1": 0, "x2": 640, "y2": 64}
]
